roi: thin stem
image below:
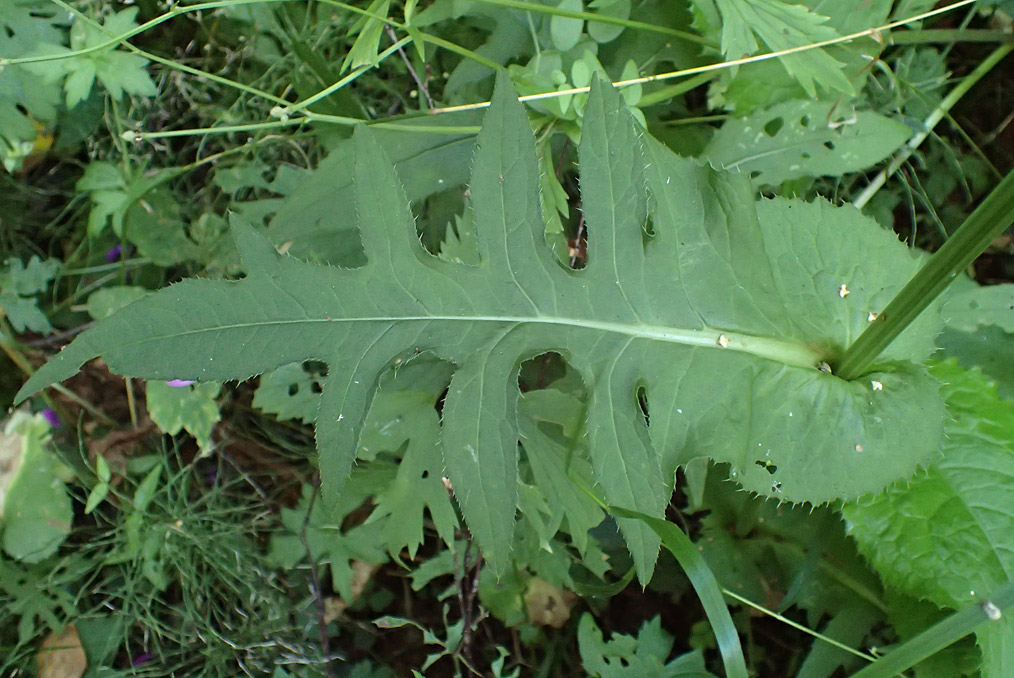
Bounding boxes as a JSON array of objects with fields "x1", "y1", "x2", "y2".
[
  {"x1": 284, "y1": 37, "x2": 414, "y2": 115},
  {"x1": 854, "y1": 42, "x2": 1013, "y2": 210},
  {"x1": 836, "y1": 168, "x2": 1014, "y2": 380},
  {"x1": 472, "y1": 0, "x2": 714, "y2": 47},
  {"x1": 431, "y1": 0, "x2": 984, "y2": 114},
  {"x1": 124, "y1": 377, "x2": 138, "y2": 428},
  {"x1": 386, "y1": 25, "x2": 434, "y2": 110},
  {"x1": 889, "y1": 28, "x2": 1013, "y2": 44},
  {"x1": 298, "y1": 476, "x2": 337, "y2": 678},
  {"x1": 46, "y1": 0, "x2": 292, "y2": 107},
  {"x1": 637, "y1": 72, "x2": 717, "y2": 108},
  {"x1": 2, "y1": 0, "x2": 291, "y2": 65},
  {"x1": 723, "y1": 589, "x2": 877, "y2": 662},
  {"x1": 126, "y1": 119, "x2": 309, "y2": 141}
]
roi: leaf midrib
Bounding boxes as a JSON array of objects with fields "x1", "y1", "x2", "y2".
[{"x1": 129, "y1": 315, "x2": 825, "y2": 369}]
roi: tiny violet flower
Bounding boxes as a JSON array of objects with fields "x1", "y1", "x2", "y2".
[
  {"x1": 105, "y1": 243, "x2": 123, "y2": 262},
  {"x1": 40, "y1": 408, "x2": 61, "y2": 428},
  {"x1": 166, "y1": 379, "x2": 195, "y2": 387},
  {"x1": 132, "y1": 653, "x2": 154, "y2": 667}
]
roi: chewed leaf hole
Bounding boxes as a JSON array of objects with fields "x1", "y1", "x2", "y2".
[
  {"x1": 755, "y1": 460, "x2": 778, "y2": 475},
  {"x1": 643, "y1": 214, "x2": 656, "y2": 238},
  {"x1": 636, "y1": 385, "x2": 650, "y2": 427},
  {"x1": 763, "y1": 117, "x2": 784, "y2": 137},
  {"x1": 519, "y1": 352, "x2": 571, "y2": 392}
]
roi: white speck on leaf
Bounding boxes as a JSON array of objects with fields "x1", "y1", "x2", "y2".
[
  {"x1": 838, "y1": 284, "x2": 850, "y2": 298},
  {"x1": 717, "y1": 334, "x2": 731, "y2": 348},
  {"x1": 982, "y1": 600, "x2": 1002, "y2": 621},
  {"x1": 871, "y1": 380, "x2": 883, "y2": 391}
]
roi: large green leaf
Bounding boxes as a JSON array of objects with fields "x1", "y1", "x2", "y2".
[
  {"x1": 843, "y1": 361, "x2": 1014, "y2": 677},
  {"x1": 15, "y1": 75, "x2": 945, "y2": 581}
]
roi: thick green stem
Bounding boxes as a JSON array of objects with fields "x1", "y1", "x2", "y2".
[{"x1": 836, "y1": 168, "x2": 1014, "y2": 380}]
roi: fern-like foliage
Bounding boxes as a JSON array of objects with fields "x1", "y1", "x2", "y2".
[{"x1": 17, "y1": 74, "x2": 946, "y2": 580}]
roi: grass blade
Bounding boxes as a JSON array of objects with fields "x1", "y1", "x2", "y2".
[
  {"x1": 611, "y1": 506, "x2": 748, "y2": 678},
  {"x1": 847, "y1": 581, "x2": 1014, "y2": 678}
]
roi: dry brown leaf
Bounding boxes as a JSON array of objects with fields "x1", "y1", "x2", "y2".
[
  {"x1": 322, "y1": 560, "x2": 380, "y2": 623},
  {"x1": 323, "y1": 596, "x2": 347, "y2": 624},
  {"x1": 524, "y1": 578, "x2": 576, "y2": 629},
  {"x1": 37, "y1": 625, "x2": 87, "y2": 678},
  {"x1": 349, "y1": 560, "x2": 380, "y2": 601}
]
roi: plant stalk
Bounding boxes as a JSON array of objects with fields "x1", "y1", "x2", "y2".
[{"x1": 836, "y1": 168, "x2": 1014, "y2": 380}]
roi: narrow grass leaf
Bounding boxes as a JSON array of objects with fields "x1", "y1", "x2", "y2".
[{"x1": 612, "y1": 506, "x2": 748, "y2": 678}]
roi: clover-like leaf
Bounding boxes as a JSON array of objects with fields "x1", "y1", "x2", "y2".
[{"x1": 15, "y1": 74, "x2": 945, "y2": 581}]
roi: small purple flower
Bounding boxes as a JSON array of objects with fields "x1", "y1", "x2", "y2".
[
  {"x1": 132, "y1": 653, "x2": 154, "y2": 667},
  {"x1": 105, "y1": 244, "x2": 123, "y2": 262},
  {"x1": 166, "y1": 379, "x2": 195, "y2": 387},
  {"x1": 40, "y1": 408, "x2": 60, "y2": 428}
]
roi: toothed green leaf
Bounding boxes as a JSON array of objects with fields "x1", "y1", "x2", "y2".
[
  {"x1": 15, "y1": 74, "x2": 945, "y2": 581},
  {"x1": 690, "y1": 0, "x2": 853, "y2": 97},
  {"x1": 843, "y1": 361, "x2": 1014, "y2": 677}
]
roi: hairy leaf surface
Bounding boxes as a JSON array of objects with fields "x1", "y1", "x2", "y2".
[{"x1": 16, "y1": 75, "x2": 945, "y2": 580}]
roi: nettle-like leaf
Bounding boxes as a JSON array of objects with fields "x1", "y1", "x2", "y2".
[
  {"x1": 16, "y1": 75, "x2": 945, "y2": 580},
  {"x1": 842, "y1": 360, "x2": 1014, "y2": 677}
]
